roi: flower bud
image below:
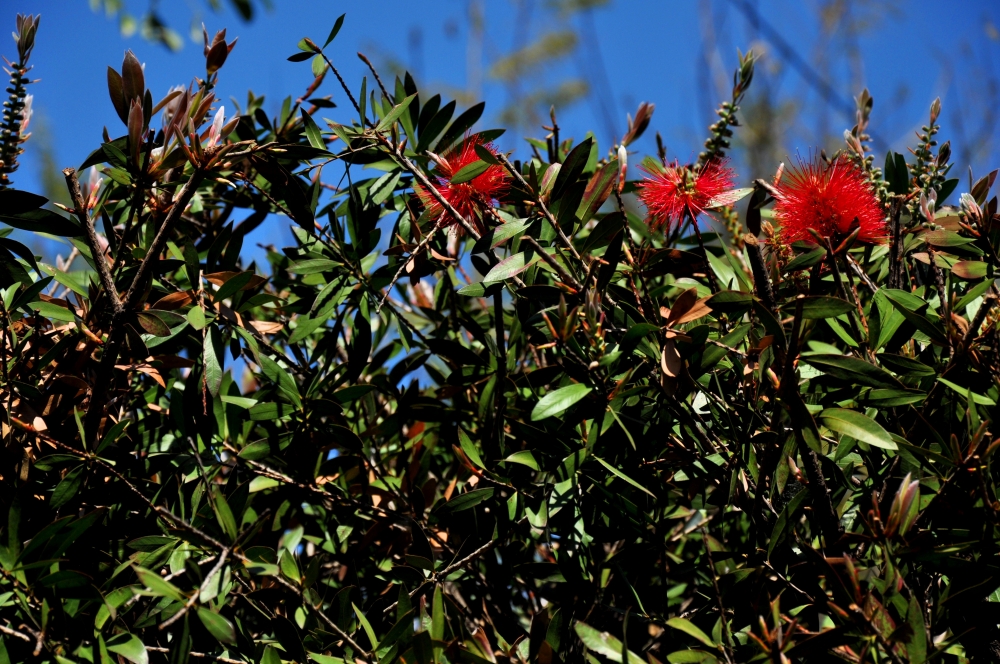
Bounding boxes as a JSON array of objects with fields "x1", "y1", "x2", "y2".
[{"x1": 617, "y1": 144, "x2": 627, "y2": 191}]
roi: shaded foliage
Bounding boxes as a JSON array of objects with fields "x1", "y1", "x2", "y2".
[{"x1": 3, "y1": 11, "x2": 1000, "y2": 664}]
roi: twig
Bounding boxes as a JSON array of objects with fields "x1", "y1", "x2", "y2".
[
  {"x1": 146, "y1": 647, "x2": 243, "y2": 663},
  {"x1": 382, "y1": 524, "x2": 523, "y2": 616},
  {"x1": 158, "y1": 547, "x2": 230, "y2": 631},
  {"x1": 357, "y1": 52, "x2": 390, "y2": 100},
  {"x1": 84, "y1": 167, "x2": 205, "y2": 443},
  {"x1": 63, "y1": 168, "x2": 122, "y2": 316},
  {"x1": 521, "y1": 236, "x2": 582, "y2": 290},
  {"x1": 19, "y1": 424, "x2": 372, "y2": 660},
  {"x1": 701, "y1": 525, "x2": 736, "y2": 664},
  {"x1": 744, "y1": 234, "x2": 776, "y2": 312},
  {"x1": 494, "y1": 151, "x2": 582, "y2": 263},
  {"x1": 0, "y1": 623, "x2": 32, "y2": 642},
  {"x1": 824, "y1": 237, "x2": 866, "y2": 352},
  {"x1": 691, "y1": 214, "x2": 719, "y2": 294},
  {"x1": 846, "y1": 253, "x2": 878, "y2": 293},
  {"x1": 122, "y1": 169, "x2": 205, "y2": 310}
]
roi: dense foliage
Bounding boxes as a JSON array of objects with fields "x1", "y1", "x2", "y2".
[{"x1": 3, "y1": 11, "x2": 1000, "y2": 664}]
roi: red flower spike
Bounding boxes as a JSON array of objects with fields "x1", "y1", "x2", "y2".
[
  {"x1": 637, "y1": 158, "x2": 735, "y2": 231},
  {"x1": 774, "y1": 155, "x2": 887, "y2": 245},
  {"x1": 415, "y1": 137, "x2": 508, "y2": 236}
]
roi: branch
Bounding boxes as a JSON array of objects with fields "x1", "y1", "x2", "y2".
[
  {"x1": 494, "y1": 151, "x2": 583, "y2": 263},
  {"x1": 146, "y1": 647, "x2": 243, "y2": 663},
  {"x1": 0, "y1": 622, "x2": 32, "y2": 643},
  {"x1": 62, "y1": 168, "x2": 122, "y2": 315},
  {"x1": 21, "y1": 424, "x2": 372, "y2": 660},
  {"x1": 122, "y1": 169, "x2": 204, "y2": 310}
]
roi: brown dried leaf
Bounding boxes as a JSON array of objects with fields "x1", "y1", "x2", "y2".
[
  {"x1": 152, "y1": 291, "x2": 195, "y2": 310},
  {"x1": 204, "y1": 271, "x2": 268, "y2": 290},
  {"x1": 673, "y1": 297, "x2": 713, "y2": 325},
  {"x1": 249, "y1": 320, "x2": 284, "y2": 335},
  {"x1": 660, "y1": 338, "x2": 683, "y2": 396},
  {"x1": 665, "y1": 287, "x2": 712, "y2": 325}
]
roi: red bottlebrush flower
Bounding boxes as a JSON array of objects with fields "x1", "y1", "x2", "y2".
[
  {"x1": 774, "y1": 155, "x2": 887, "y2": 244},
  {"x1": 415, "y1": 137, "x2": 508, "y2": 235},
  {"x1": 637, "y1": 158, "x2": 735, "y2": 231}
]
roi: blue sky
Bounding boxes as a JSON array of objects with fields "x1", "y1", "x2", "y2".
[
  {"x1": 6, "y1": 0, "x2": 999, "y2": 243},
  {"x1": 4, "y1": 0, "x2": 996, "y2": 390}
]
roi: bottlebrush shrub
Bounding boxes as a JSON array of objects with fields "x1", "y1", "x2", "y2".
[{"x1": 4, "y1": 11, "x2": 1000, "y2": 664}]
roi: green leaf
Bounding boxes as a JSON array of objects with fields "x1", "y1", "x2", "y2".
[
  {"x1": 952, "y1": 260, "x2": 988, "y2": 280},
  {"x1": 531, "y1": 383, "x2": 592, "y2": 421},
  {"x1": 300, "y1": 109, "x2": 326, "y2": 151},
  {"x1": 665, "y1": 650, "x2": 716, "y2": 663},
  {"x1": 211, "y1": 486, "x2": 239, "y2": 542},
  {"x1": 784, "y1": 295, "x2": 854, "y2": 319},
  {"x1": 134, "y1": 566, "x2": 185, "y2": 601},
  {"x1": 783, "y1": 247, "x2": 827, "y2": 273},
  {"x1": 906, "y1": 593, "x2": 927, "y2": 663},
  {"x1": 260, "y1": 354, "x2": 303, "y2": 408},
  {"x1": 214, "y1": 271, "x2": 255, "y2": 301},
  {"x1": 800, "y1": 354, "x2": 901, "y2": 389},
  {"x1": 924, "y1": 230, "x2": 975, "y2": 247},
  {"x1": 450, "y1": 159, "x2": 491, "y2": 184},
  {"x1": 505, "y1": 450, "x2": 539, "y2": 470},
  {"x1": 366, "y1": 169, "x2": 402, "y2": 208},
  {"x1": 487, "y1": 217, "x2": 531, "y2": 247},
  {"x1": 376, "y1": 93, "x2": 417, "y2": 131},
  {"x1": 864, "y1": 388, "x2": 926, "y2": 407},
  {"x1": 551, "y1": 138, "x2": 593, "y2": 201},
  {"x1": 438, "y1": 488, "x2": 494, "y2": 513},
  {"x1": 332, "y1": 384, "x2": 377, "y2": 404},
  {"x1": 877, "y1": 353, "x2": 936, "y2": 377},
  {"x1": 937, "y1": 378, "x2": 997, "y2": 405},
  {"x1": 894, "y1": 305, "x2": 947, "y2": 344},
  {"x1": 593, "y1": 456, "x2": 655, "y2": 498},
  {"x1": 106, "y1": 633, "x2": 148, "y2": 664},
  {"x1": 279, "y1": 550, "x2": 301, "y2": 582},
  {"x1": 484, "y1": 250, "x2": 540, "y2": 282},
  {"x1": 706, "y1": 290, "x2": 752, "y2": 312},
  {"x1": 51, "y1": 465, "x2": 84, "y2": 509},
  {"x1": 705, "y1": 187, "x2": 753, "y2": 209},
  {"x1": 354, "y1": 603, "x2": 379, "y2": 650},
  {"x1": 576, "y1": 158, "x2": 618, "y2": 221},
  {"x1": 767, "y1": 488, "x2": 808, "y2": 558},
  {"x1": 221, "y1": 395, "x2": 258, "y2": 409},
  {"x1": 573, "y1": 621, "x2": 645, "y2": 664},
  {"x1": 474, "y1": 143, "x2": 500, "y2": 164},
  {"x1": 323, "y1": 13, "x2": 346, "y2": 47},
  {"x1": 187, "y1": 306, "x2": 208, "y2": 330},
  {"x1": 309, "y1": 655, "x2": 349, "y2": 664},
  {"x1": 457, "y1": 428, "x2": 485, "y2": 469},
  {"x1": 238, "y1": 440, "x2": 271, "y2": 460},
  {"x1": 0, "y1": 189, "x2": 47, "y2": 215},
  {"x1": 819, "y1": 408, "x2": 897, "y2": 449},
  {"x1": 127, "y1": 535, "x2": 177, "y2": 552},
  {"x1": 956, "y1": 277, "x2": 995, "y2": 311},
  {"x1": 434, "y1": 101, "x2": 485, "y2": 152},
  {"x1": 665, "y1": 617, "x2": 717, "y2": 648},
  {"x1": 0, "y1": 208, "x2": 82, "y2": 237},
  {"x1": 203, "y1": 326, "x2": 224, "y2": 398},
  {"x1": 135, "y1": 311, "x2": 171, "y2": 337},
  {"x1": 431, "y1": 585, "x2": 445, "y2": 641},
  {"x1": 288, "y1": 258, "x2": 339, "y2": 274},
  {"x1": 96, "y1": 418, "x2": 131, "y2": 455},
  {"x1": 197, "y1": 607, "x2": 236, "y2": 644},
  {"x1": 28, "y1": 300, "x2": 77, "y2": 322},
  {"x1": 9, "y1": 275, "x2": 52, "y2": 312}
]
